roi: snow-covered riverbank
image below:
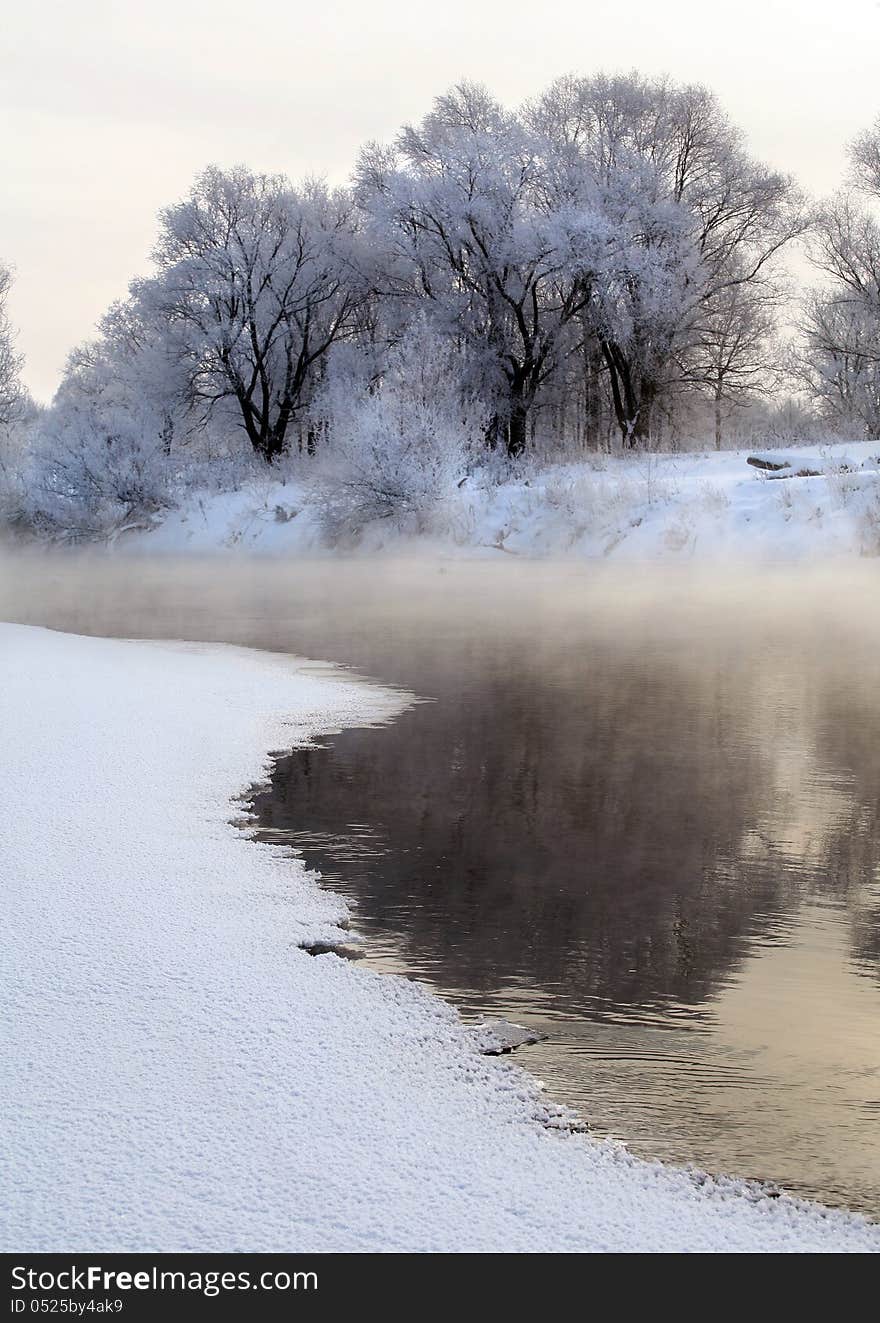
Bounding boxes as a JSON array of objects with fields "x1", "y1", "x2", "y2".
[
  {"x1": 2, "y1": 622, "x2": 878, "y2": 1251},
  {"x1": 117, "y1": 440, "x2": 880, "y2": 561}
]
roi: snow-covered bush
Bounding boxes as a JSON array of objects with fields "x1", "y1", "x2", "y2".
[
  {"x1": 529, "y1": 467, "x2": 606, "y2": 542},
  {"x1": 13, "y1": 320, "x2": 257, "y2": 541},
  {"x1": 23, "y1": 411, "x2": 266, "y2": 543},
  {"x1": 26, "y1": 430, "x2": 171, "y2": 541},
  {"x1": 3, "y1": 320, "x2": 180, "y2": 538},
  {"x1": 308, "y1": 329, "x2": 488, "y2": 541}
]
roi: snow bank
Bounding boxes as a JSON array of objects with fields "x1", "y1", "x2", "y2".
[
  {"x1": 118, "y1": 439, "x2": 880, "y2": 561},
  {"x1": 1, "y1": 623, "x2": 877, "y2": 1251}
]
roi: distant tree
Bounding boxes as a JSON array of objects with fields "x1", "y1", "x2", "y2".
[
  {"x1": 527, "y1": 74, "x2": 804, "y2": 445},
  {"x1": 809, "y1": 195, "x2": 880, "y2": 319},
  {"x1": 144, "y1": 166, "x2": 366, "y2": 462},
  {"x1": 85, "y1": 296, "x2": 193, "y2": 453},
  {"x1": 0, "y1": 264, "x2": 24, "y2": 426},
  {"x1": 796, "y1": 129, "x2": 880, "y2": 436},
  {"x1": 849, "y1": 117, "x2": 880, "y2": 197},
  {"x1": 792, "y1": 293, "x2": 880, "y2": 437},
  {"x1": 678, "y1": 268, "x2": 784, "y2": 447},
  {"x1": 30, "y1": 334, "x2": 178, "y2": 536}
]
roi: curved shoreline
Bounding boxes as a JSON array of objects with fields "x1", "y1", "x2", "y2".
[{"x1": 1, "y1": 621, "x2": 877, "y2": 1251}]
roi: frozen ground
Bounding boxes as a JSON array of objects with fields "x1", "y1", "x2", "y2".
[
  {"x1": 2, "y1": 622, "x2": 878, "y2": 1251},
  {"x1": 122, "y1": 439, "x2": 880, "y2": 560}
]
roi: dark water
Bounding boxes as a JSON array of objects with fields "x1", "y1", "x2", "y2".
[{"x1": 2, "y1": 554, "x2": 880, "y2": 1214}]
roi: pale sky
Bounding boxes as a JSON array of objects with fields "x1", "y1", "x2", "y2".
[{"x1": 3, "y1": 0, "x2": 880, "y2": 400}]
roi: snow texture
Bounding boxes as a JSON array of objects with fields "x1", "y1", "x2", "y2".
[
  {"x1": 120, "y1": 440, "x2": 880, "y2": 562},
  {"x1": 1, "y1": 623, "x2": 878, "y2": 1251}
]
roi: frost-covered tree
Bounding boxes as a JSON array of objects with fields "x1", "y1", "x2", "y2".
[
  {"x1": 144, "y1": 166, "x2": 366, "y2": 462},
  {"x1": 0, "y1": 265, "x2": 33, "y2": 530},
  {"x1": 793, "y1": 293, "x2": 880, "y2": 437},
  {"x1": 20, "y1": 289, "x2": 205, "y2": 538},
  {"x1": 850, "y1": 117, "x2": 880, "y2": 197},
  {"x1": 96, "y1": 296, "x2": 194, "y2": 454},
  {"x1": 357, "y1": 84, "x2": 600, "y2": 457},
  {"x1": 27, "y1": 344, "x2": 175, "y2": 538},
  {"x1": 797, "y1": 130, "x2": 880, "y2": 436},
  {"x1": 9, "y1": 74, "x2": 821, "y2": 540},
  {"x1": 528, "y1": 74, "x2": 804, "y2": 444},
  {"x1": 0, "y1": 264, "x2": 24, "y2": 427},
  {"x1": 810, "y1": 196, "x2": 880, "y2": 317}
]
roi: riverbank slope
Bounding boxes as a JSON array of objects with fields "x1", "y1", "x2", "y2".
[{"x1": 119, "y1": 439, "x2": 880, "y2": 560}]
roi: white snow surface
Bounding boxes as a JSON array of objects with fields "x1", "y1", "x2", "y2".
[
  {"x1": 121, "y1": 440, "x2": 880, "y2": 560},
  {"x1": 2, "y1": 622, "x2": 878, "y2": 1252}
]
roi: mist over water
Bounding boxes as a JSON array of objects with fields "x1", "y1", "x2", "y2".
[{"x1": 3, "y1": 551, "x2": 880, "y2": 1213}]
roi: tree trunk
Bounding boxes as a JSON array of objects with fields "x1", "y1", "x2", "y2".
[
  {"x1": 160, "y1": 414, "x2": 174, "y2": 458},
  {"x1": 485, "y1": 415, "x2": 504, "y2": 451},
  {"x1": 583, "y1": 343, "x2": 604, "y2": 450},
  {"x1": 601, "y1": 340, "x2": 662, "y2": 448},
  {"x1": 507, "y1": 404, "x2": 527, "y2": 458},
  {"x1": 628, "y1": 378, "x2": 657, "y2": 447},
  {"x1": 602, "y1": 342, "x2": 640, "y2": 447},
  {"x1": 250, "y1": 427, "x2": 284, "y2": 463}
]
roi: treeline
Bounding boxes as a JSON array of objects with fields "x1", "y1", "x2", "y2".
[{"x1": 2, "y1": 72, "x2": 880, "y2": 537}]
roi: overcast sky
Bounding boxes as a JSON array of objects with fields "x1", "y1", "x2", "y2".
[{"x1": 4, "y1": 0, "x2": 880, "y2": 399}]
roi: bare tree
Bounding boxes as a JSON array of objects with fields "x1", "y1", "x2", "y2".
[
  {"x1": 810, "y1": 196, "x2": 880, "y2": 313},
  {"x1": 679, "y1": 271, "x2": 784, "y2": 447}
]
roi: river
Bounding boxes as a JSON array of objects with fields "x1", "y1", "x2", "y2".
[{"x1": 2, "y1": 552, "x2": 878, "y2": 1214}]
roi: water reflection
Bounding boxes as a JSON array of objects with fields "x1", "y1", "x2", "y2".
[
  {"x1": 254, "y1": 640, "x2": 878, "y2": 1009},
  {"x1": 1, "y1": 554, "x2": 879, "y2": 1212}
]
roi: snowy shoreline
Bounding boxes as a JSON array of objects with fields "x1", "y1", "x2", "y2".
[
  {"x1": 109, "y1": 440, "x2": 880, "y2": 562},
  {"x1": 2, "y1": 622, "x2": 878, "y2": 1252}
]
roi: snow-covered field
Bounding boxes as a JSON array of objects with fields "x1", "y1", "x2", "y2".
[
  {"x1": 2, "y1": 621, "x2": 878, "y2": 1251},
  {"x1": 122, "y1": 440, "x2": 880, "y2": 560}
]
